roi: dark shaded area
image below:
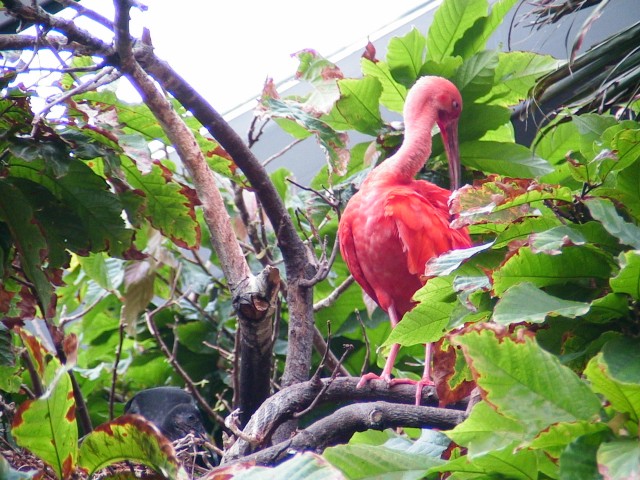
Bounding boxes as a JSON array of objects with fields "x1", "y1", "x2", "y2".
[{"x1": 124, "y1": 386, "x2": 206, "y2": 441}]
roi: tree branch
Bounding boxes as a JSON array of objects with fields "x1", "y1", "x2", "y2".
[
  {"x1": 227, "y1": 401, "x2": 466, "y2": 466},
  {"x1": 222, "y1": 376, "x2": 463, "y2": 462}
]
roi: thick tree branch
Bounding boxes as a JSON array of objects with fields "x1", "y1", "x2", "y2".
[
  {"x1": 223, "y1": 376, "x2": 465, "y2": 462},
  {"x1": 226, "y1": 401, "x2": 466, "y2": 466}
]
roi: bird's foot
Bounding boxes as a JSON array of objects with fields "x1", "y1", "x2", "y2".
[
  {"x1": 356, "y1": 372, "x2": 392, "y2": 389},
  {"x1": 389, "y1": 377, "x2": 435, "y2": 405}
]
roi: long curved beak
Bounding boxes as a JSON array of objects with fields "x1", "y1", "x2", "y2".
[{"x1": 441, "y1": 121, "x2": 461, "y2": 191}]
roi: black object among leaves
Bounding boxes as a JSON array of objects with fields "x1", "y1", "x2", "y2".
[{"x1": 125, "y1": 387, "x2": 207, "y2": 441}]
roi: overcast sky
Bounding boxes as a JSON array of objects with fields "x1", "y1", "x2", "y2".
[{"x1": 74, "y1": 1, "x2": 429, "y2": 113}]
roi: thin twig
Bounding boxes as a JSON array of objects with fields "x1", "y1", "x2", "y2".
[
  {"x1": 293, "y1": 345, "x2": 353, "y2": 419},
  {"x1": 313, "y1": 275, "x2": 355, "y2": 312},
  {"x1": 355, "y1": 310, "x2": 370, "y2": 377},
  {"x1": 262, "y1": 138, "x2": 304, "y2": 168},
  {"x1": 109, "y1": 322, "x2": 126, "y2": 420}
]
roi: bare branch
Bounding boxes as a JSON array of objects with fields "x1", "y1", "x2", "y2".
[
  {"x1": 313, "y1": 275, "x2": 355, "y2": 312},
  {"x1": 226, "y1": 399, "x2": 466, "y2": 466}
]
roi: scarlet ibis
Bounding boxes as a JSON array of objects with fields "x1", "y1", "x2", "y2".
[{"x1": 338, "y1": 76, "x2": 472, "y2": 404}]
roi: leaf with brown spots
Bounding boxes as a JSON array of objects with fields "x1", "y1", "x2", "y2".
[
  {"x1": 78, "y1": 415, "x2": 187, "y2": 480},
  {"x1": 11, "y1": 363, "x2": 78, "y2": 480}
]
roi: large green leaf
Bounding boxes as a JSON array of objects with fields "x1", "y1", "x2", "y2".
[
  {"x1": 431, "y1": 446, "x2": 542, "y2": 479},
  {"x1": 492, "y1": 246, "x2": 613, "y2": 295},
  {"x1": 426, "y1": 0, "x2": 488, "y2": 62},
  {"x1": 585, "y1": 198, "x2": 640, "y2": 249},
  {"x1": 483, "y1": 52, "x2": 559, "y2": 106},
  {"x1": 585, "y1": 353, "x2": 640, "y2": 423},
  {"x1": 12, "y1": 365, "x2": 78, "y2": 480},
  {"x1": 324, "y1": 444, "x2": 442, "y2": 479},
  {"x1": 460, "y1": 141, "x2": 553, "y2": 177},
  {"x1": 385, "y1": 276, "x2": 456, "y2": 347},
  {"x1": 559, "y1": 431, "x2": 609, "y2": 480},
  {"x1": 231, "y1": 452, "x2": 344, "y2": 480},
  {"x1": 361, "y1": 59, "x2": 407, "y2": 113},
  {"x1": 493, "y1": 282, "x2": 590, "y2": 325},
  {"x1": 453, "y1": 329, "x2": 602, "y2": 436},
  {"x1": 0, "y1": 180, "x2": 54, "y2": 316},
  {"x1": 9, "y1": 158, "x2": 134, "y2": 257},
  {"x1": 452, "y1": 0, "x2": 519, "y2": 58},
  {"x1": 447, "y1": 401, "x2": 525, "y2": 458},
  {"x1": 610, "y1": 251, "x2": 640, "y2": 299},
  {"x1": 78, "y1": 415, "x2": 187, "y2": 479},
  {"x1": 387, "y1": 28, "x2": 426, "y2": 87},
  {"x1": 334, "y1": 77, "x2": 383, "y2": 135},
  {"x1": 122, "y1": 156, "x2": 201, "y2": 249},
  {"x1": 455, "y1": 50, "x2": 499, "y2": 100}
]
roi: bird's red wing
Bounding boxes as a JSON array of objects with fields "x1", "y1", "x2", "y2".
[
  {"x1": 384, "y1": 188, "x2": 471, "y2": 276},
  {"x1": 337, "y1": 218, "x2": 380, "y2": 305}
]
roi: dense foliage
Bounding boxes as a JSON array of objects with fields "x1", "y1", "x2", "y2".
[{"x1": 0, "y1": 0, "x2": 639, "y2": 478}]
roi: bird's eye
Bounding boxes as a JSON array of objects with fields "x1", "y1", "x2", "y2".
[{"x1": 452, "y1": 100, "x2": 459, "y2": 110}]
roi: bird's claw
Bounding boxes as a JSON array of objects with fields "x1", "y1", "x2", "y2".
[
  {"x1": 389, "y1": 377, "x2": 435, "y2": 405},
  {"x1": 356, "y1": 372, "x2": 392, "y2": 389}
]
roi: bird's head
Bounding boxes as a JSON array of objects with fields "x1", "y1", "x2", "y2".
[{"x1": 404, "y1": 76, "x2": 463, "y2": 190}]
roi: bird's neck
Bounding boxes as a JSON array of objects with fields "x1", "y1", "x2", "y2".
[{"x1": 371, "y1": 115, "x2": 435, "y2": 184}]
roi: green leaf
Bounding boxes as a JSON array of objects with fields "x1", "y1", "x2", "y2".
[
  {"x1": 601, "y1": 337, "x2": 640, "y2": 384},
  {"x1": 492, "y1": 246, "x2": 612, "y2": 296},
  {"x1": 0, "y1": 180, "x2": 54, "y2": 316},
  {"x1": 453, "y1": 329, "x2": 602, "y2": 436},
  {"x1": 361, "y1": 59, "x2": 406, "y2": 113},
  {"x1": 426, "y1": 0, "x2": 488, "y2": 62},
  {"x1": 597, "y1": 439, "x2": 640, "y2": 480},
  {"x1": 293, "y1": 50, "x2": 342, "y2": 115},
  {"x1": 385, "y1": 277, "x2": 456, "y2": 347},
  {"x1": 560, "y1": 431, "x2": 609, "y2": 480},
  {"x1": 482, "y1": 52, "x2": 559, "y2": 106},
  {"x1": 452, "y1": 0, "x2": 519, "y2": 58},
  {"x1": 12, "y1": 367, "x2": 78, "y2": 480},
  {"x1": 585, "y1": 353, "x2": 640, "y2": 423},
  {"x1": 529, "y1": 225, "x2": 587, "y2": 254},
  {"x1": 324, "y1": 444, "x2": 442, "y2": 479},
  {"x1": 122, "y1": 156, "x2": 201, "y2": 249},
  {"x1": 446, "y1": 401, "x2": 525, "y2": 458},
  {"x1": 233, "y1": 452, "x2": 344, "y2": 480},
  {"x1": 494, "y1": 217, "x2": 562, "y2": 249},
  {"x1": 610, "y1": 251, "x2": 640, "y2": 299},
  {"x1": 425, "y1": 241, "x2": 494, "y2": 276},
  {"x1": 535, "y1": 121, "x2": 581, "y2": 165},
  {"x1": 454, "y1": 50, "x2": 499, "y2": 99},
  {"x1": 78, "y1": 415, "x2": 187, "y2": 479},
  {"x1": 585, "y1": 198, "x2": 640, "y2": 249},
  {"x1": 77, "y1": 253, "x2": 125, "y2": 292},
  {"x1": 387, "y1": 28, "x2": 426, "y2": 87},
  {"x1": 334, "y1": 77, "x2": 383, "y2": 135},
  {"x1": 431, "y1": 446, "x2": 540, "y2": 479},
  {"x1": 460, "y1": 141, "x2": 553, "y2": 177},
  {"x1": 531, "y1": 421, "x2": 608, "y2": 458},
  {"x1": 493, "y1": 282, "x2": 591, "y2": 325},
  {"x1": 9, "y1": 158, "x2": 135, "y2": 258}
]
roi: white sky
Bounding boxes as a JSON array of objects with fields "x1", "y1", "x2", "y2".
[{"x1": 76, "y1": 1, "x2": 428, "y2": 113}]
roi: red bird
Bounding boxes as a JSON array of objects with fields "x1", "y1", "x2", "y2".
[{"x1": 338, "y1": 76, "x2": 472, "y2": 403}]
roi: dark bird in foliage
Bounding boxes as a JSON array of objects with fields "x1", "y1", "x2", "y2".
[
  {"x1": 338, "y1": 76, "x2": 472, "y2": 404},
  {"x1": 125, "y1": 386, "x2": 207, "y2": 441}
]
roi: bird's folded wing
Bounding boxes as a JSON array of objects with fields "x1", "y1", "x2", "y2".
[
  {"x1": 384, "y1": 189, "x2": 465, "y2": 276},
  {"x1": 338, "y1": 221, "x2": 380, "y2": 305}
]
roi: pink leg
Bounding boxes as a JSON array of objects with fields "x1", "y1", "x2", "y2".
[
  {"x1": 390, "y1": 342, "x2": 435, "y2": 405},
  {"x1": 357, "y1": 306, "x2": 402, "y2": 388}
]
